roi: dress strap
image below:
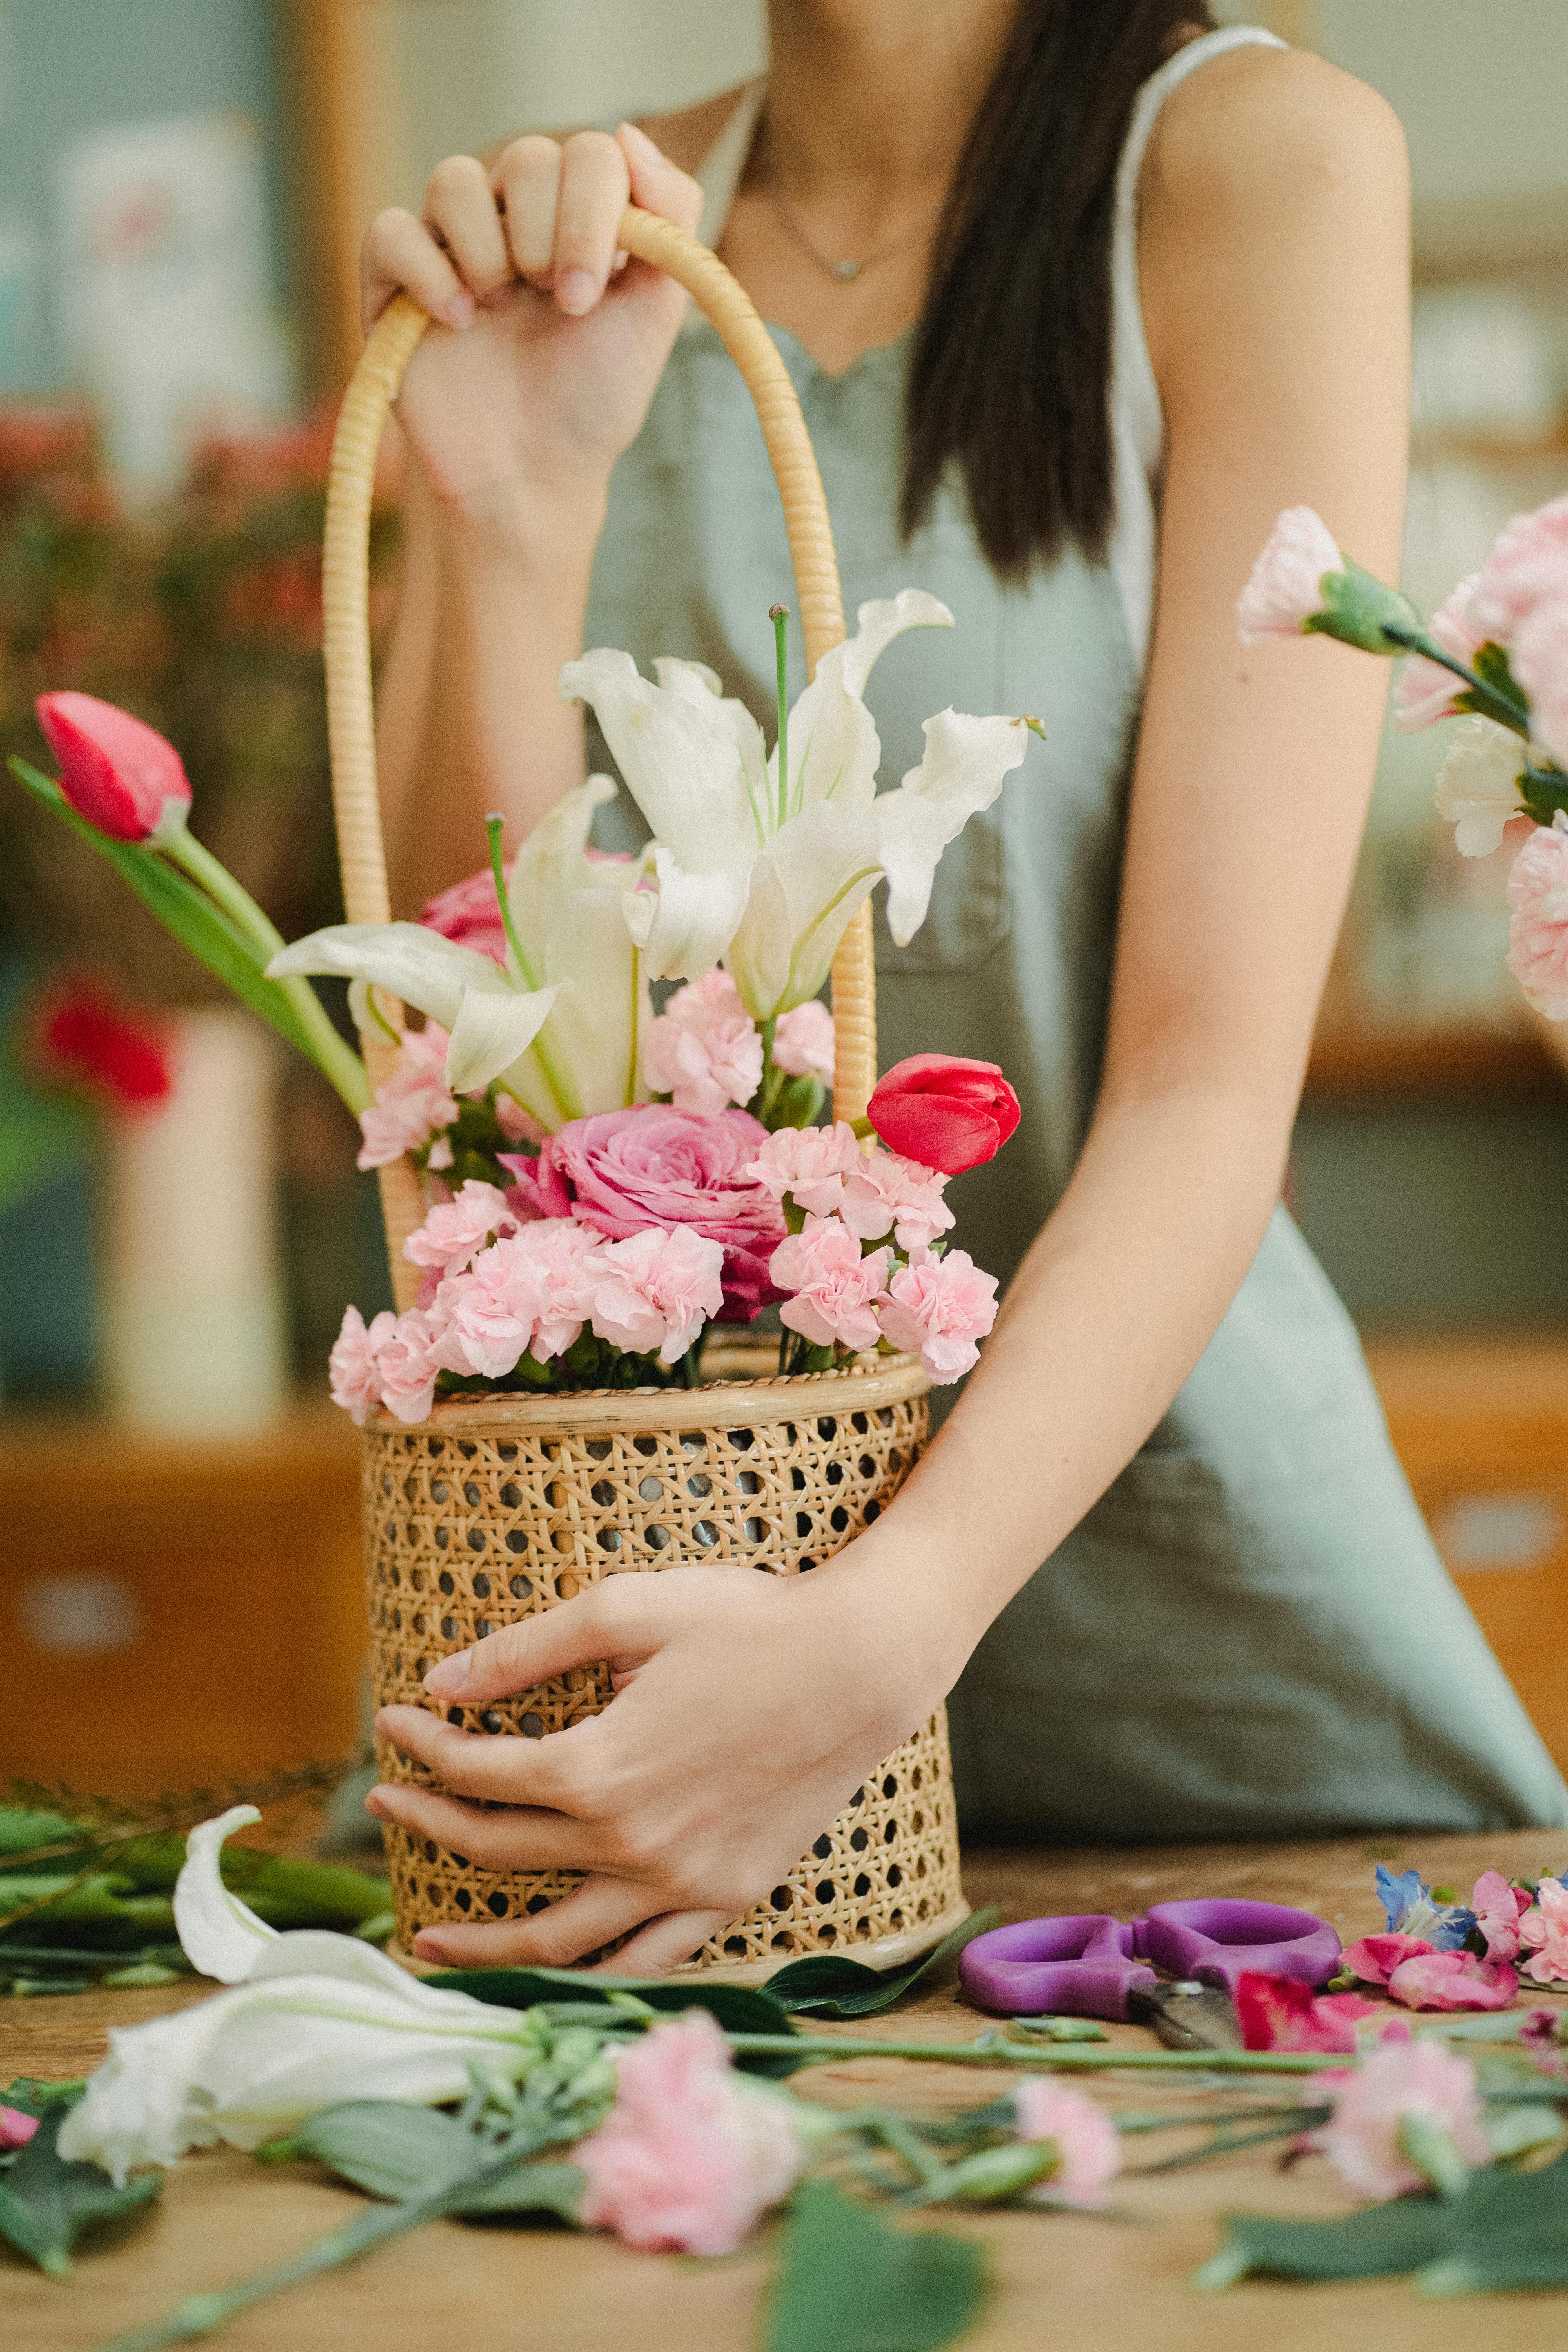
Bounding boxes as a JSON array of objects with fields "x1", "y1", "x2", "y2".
[
  {"x1": 695, "y1": 78, "x2": 768, "y2": 250},
  {"x1": 1107, "y1": 25, "x2": 1287, "y2": 673}
]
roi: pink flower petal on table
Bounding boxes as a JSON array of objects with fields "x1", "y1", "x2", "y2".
[
  {"x1": 1472, "y1": 1869, "x2": 1529, "y2": 1963},
  {"x1": 1520, "y1": 1877, "x2": 1568, "y2": 1985},
  {"x1": 1386, "y1": 1950, "x2": 1519, "y2": 2011},
  {"x1": 0, "y1": 2106, "x2": 39, "y2": 2149},
  {"x1": 1340, "y1": 1933, "x2": 1436, "y2": 1985},
  {"x1": 1236, "y1": 1973, "x2": 1377, "y2": 2054}
]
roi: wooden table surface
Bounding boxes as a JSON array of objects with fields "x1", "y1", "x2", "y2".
[{"x1": 7, "y1": 1826, "x2": 1567, "y2": 2351}]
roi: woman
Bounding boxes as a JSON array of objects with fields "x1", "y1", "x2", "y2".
[{"x1": 360, "y1": 1, "x2": 1568, "y2": 1973}]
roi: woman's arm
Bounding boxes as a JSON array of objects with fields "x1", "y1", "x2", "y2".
[{"x1": 370, "y1": 50, "x2": 1412, "y2": 1972}]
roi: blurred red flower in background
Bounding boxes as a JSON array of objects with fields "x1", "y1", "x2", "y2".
[{"x1": 33, "y1": 976, "x2": 172, "y2": 1112}]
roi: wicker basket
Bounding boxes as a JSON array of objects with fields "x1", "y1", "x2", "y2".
[{"x1": 323, "y1": 207, "x2": 967, "y2": 1977}]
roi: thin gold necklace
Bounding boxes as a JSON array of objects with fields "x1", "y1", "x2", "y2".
[{"x1": 762, "y1": 132, "x2": 941, "y2": 284}]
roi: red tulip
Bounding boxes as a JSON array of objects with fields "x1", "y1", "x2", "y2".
[
  {"x1": 866, "y1": 1054, "x2": 1020, "y2": 1175},
  {"x1": 36, "y1": 690, "x2": 192, "y2": 844}
]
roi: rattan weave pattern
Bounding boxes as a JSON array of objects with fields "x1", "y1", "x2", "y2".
[{"x1": 366, "y1": 1351, "x2": 967, "y2": 1966}]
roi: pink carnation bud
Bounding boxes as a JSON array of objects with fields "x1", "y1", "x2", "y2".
[
  {"x1": 1316, "y1": 2037, "x2": 1490, "y2": 2201},
  {"x1": 877, "y1": 1246, "x2": 999, "y2": 1383},
  {"x1": 575, "y1": 2012, "x2": 803, "y2": 2256},
  {"x1": 772, "y1": 997, "x2": 835, "y2": 1084},
  {"x1": 1506, "y1": 817, "x2": 1568, "y2": 1020},
  {"x1": 1010, "y1": 2080, "x2": 1120, "y2": 2208},
  {"x1": 771, "y1": 1216, "x2": 891, "y2": 1353},
  {"x1": 36, "y1": 690, "x2": 192, "y2": 844},
  {"x1": 587, "y1": 1223, "x2": 726, "y2": 1362},
  {"x1": 1236, "y1": 507, "x2": 1344, "y2": 643},
  {"x1": 328, "y1": 1304, "x2": 395, "y2": 1424}
]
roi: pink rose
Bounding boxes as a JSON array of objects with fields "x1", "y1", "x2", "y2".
[
  {"x1": 448, "y1": 1222, "x2": 599, "y2": 1373},
  {"x1": 1472, "y1": 1869, "x2": 1531, "y2": 1964},
  {"x1": 328, "y1": 1304, "x2": 395, "y2": 1424},
  {"x1": 503, "y1": 1106, "x2": 785, "y2": 1319},
  {"x1": 1386, "y1": 1949, "x2": 1518, "y2": 2012},
  {"x1": 866, "y1": 1055, "x2": 1020, "y2": 1175},
  {"x1": 745, "y1": 1122, "x2": 863, "y2": 1218},
  {"x1": 373, "y1": 1307, "x2": 448, "y2": 1424},
  {"x1": 1471, "y1": 493, "x2": 1568, "y2": 640},
  {"x1": 642, "y1": 973, "x2": 763, "y2": 1116},
  {"x1": 418, "y1": 860, "x2": 513, "y2": 967},
  {"x1": 1339, "y1": 1931, "x2": 1436, "y2": 1986},
  {"x1": 0, "y1": 2105, "x2": 39, "y2": 2150},
  {"x1": 1506, "y1": 817, "x2": 1568, "y2": 1018},
  {"x1": 1317, "y1": 2037, "x2": 1490, "y2": 2202},
  {"x1": 1513, "y1": 593, "x2": 1568, "y2": 768},
  {"x1": 403, "y1": 1180, "x2": 518, "y2": 1277},
  {"x1": 772, "y1": 997, "x2": 835, "y2": 1085},
  {"x1": 1236, "y1": 506, "x2": 1343, "y2": 643},
  {"x1": 877, "y1": 1247, "x2": 999, "y2": 1383},
  {"x1": 1520, "y1": 1875, "x2": 1568, "y2": 1985},
  {"x1": 588, "y1": 1225, "x2": 726, "y2": 1362},
  {"x1": 1235, "y1": 1972, "x2": 1377, "y2": 2055},
  {"x1": 575, "y1": 2012, "x2": 803, "y2": 2256},
  {"x1": 356, "y1": 1028, "x2": 459, "y2": 1171},
  {"x1": 1011, "y1": 2080, "x2": 1120, "y2": 2207},
  {"x1": 36, "y1": 690, "x2": 192, "y2": 843},
  {"x1": 772, "y1": 1218, "x2": 891, "y2": 1352},
  {"x1": 1392, "y1": 572, "x2": 1486, "y2": 733},
  {"x1": 838, "y1": 1149, "x2": 954, "y2": 1251}
]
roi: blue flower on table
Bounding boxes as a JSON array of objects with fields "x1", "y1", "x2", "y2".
[{"x1": 1375, "y1": 1865, "x2": 1478, "y2": 1951}]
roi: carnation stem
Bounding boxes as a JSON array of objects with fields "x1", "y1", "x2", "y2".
[
  {"x1": 163, "y1": 829, "x2": 369, "y2": 1113},
  {"x1": 1377, "y1": 624, "x2": 1533, "y2": 737},
  {"x1": 727, "y1": 2033, "x2": 1345, "y2": 2076},
  {"x1": 770, "y1": 604, "x2": 790, "y2": 831}
]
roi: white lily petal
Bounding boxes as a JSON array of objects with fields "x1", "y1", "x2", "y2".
[
  {"x1": 171, "y1": 1806, "x2": 278, "y2": 1984},
  {"x1": 652, "y1": 655, "x2": 727, "y2": 702},
  {"x1": 267, "y1": 924, "x2": 508, "y2": 1034},
  {"x1": 874, "y1": 710, "x2": 1030, "y2": 943},
  {"x1": 539, "y1": 883, "x2": 648, "y2": 1111},
  {"x1": 778, "y1": 590, "x2": 952, "y2": 819},
  {"x1": 621, "y1": 844, "x2": 753, "y2": 983},
  {"x1": 504, "y1": 773, "x2": 618, "y2": 977},
  {"x1": 560, "y1": 648, "x2": 765, "y2": 869},
  {"x1": 446, "y1": 981, "x2": 561, "y2": 1094},
  {"x1": 838, "y1": 588, "x2": 955, "y2": 701},
  {"x1": 724, "y1": 853, "x2": 796, "y2": 1022},
  {"x1": 764, "y1": 802, "x2": 884, "y2": 1010},
  {"x1": 57, "y1": 1998, "x2": 240, "y2": 2183}
]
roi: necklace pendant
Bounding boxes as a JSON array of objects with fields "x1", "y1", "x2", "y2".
[{"x1": 832, "y1": 257, "x2": 862, "y2": 281}]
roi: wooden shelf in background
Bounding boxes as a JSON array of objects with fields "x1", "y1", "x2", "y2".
[{"x1": 1305, "y1": 1016, "x2": 1561, "y2": 1102}]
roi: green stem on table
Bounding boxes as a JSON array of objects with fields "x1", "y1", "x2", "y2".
[
  {"x1": 162, "y1": 828, "x2": 368, "y2": 1114},
  {"x1": 1132, "y1": 2117, "x2": 1327, "y2": 2175},
  {"x1": 726, "y1": 2034, "x2": 1347, "y2": 2076},
  {"x1": 770, "y1": 605, "x2": 790, "y2": 831}
]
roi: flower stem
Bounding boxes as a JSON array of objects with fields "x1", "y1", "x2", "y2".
[
  {"x1": 1377, "y1": 625, "x2": 1533, "y2": 736},
  {"x1": 770, "y1": 604, "x2": 790, "y2": 831},
  {"x1": 726, "y1": 2033, "x2": 1345, "y2": 2075},
  {"x1": 162, "y1": 829, "x2": 368, "y2": 1114}
]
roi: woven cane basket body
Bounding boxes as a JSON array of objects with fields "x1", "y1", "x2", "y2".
[{"x1": 324, "y1": 204, "x2": 968, "y2": 1975}]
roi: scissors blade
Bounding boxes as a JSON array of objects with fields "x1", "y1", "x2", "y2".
[{"x1": 1126, "y1": 1982, "x2": 1243, "y2": 2052}]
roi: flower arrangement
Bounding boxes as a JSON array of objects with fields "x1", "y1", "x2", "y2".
[
  {"x1": 7, "y1": 587, "x2": 1029, "y2": 1418},
  {"x1": 1240, "y1": 495, "x2": 1568, "y2": 1017}
]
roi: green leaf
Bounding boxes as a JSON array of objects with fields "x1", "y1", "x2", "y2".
[
  {"x1": 7, "y1": 758, "x2": 321, "y2": 1065},
  {"x1": 1195, "y1": 2195, "x2": 1453, "y2": 2287},
  {"x1": 0, "y1": 1808, "x2": 81, "y2": 1858},
  {"x1": 0, "y1": 2106, "x2": 161, "y2": 2277},
  {"x1": 423, "y1": 1966, "x2": 802, "y2": 2071},
  {"x1": 766, "y1": 2183, "x2": 987, "y2": 2352},
  {"x1": 763, "y1": 1909, "x2": 1001, "y2": 2020},
  {"x1": 288, "y1": 2102, "x2": 585, "y2": 2223}
]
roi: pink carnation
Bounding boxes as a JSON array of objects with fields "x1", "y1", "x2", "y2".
[
  {"x1": 1514, "y1": 593, "x2": 1568, "y2": 769},
  {"x1": 877, "y1": 1247, "x2": 999, "y2": 1383},
  {"x1": 1472, "y1": 1869, "x2": 1531, "y2": 1964},
  {"x1": 447, "y1": 1221, "x2": 599, "y2": 1373},
  {"x1": 1520, "y1": 1875, "x2": 1568, "y2": 1986},
  {"x1": 1386, "y1": 1949, "x2": 1518, "y2": 2012},
  {"x1": 1506, "y1": 817, "x2": 1568, "y2": 1018},
  {"x1": 1011, "y1": 2081, "x2": 1120, "y2": 2208},
  {"x1": 328, "y1": 1304, "x2": 396, "y2": 1424},
  {"x1": 772, "y1": 997, "x2": 835, "y2": 1085},
  {"x1": 642, "y1": 972, "x2": 763, "y2": 1116},
  {"x1": 744, "y1": 1122, "x2": 863, "y2": 1218},
  {"x1": 0, "y1": 2106, "x2": 39, "y2": 2150},
  {"x1": 1236, "y1": 506, "x2": 1343, "y2": 643},
  {"x1": 403, "y1": 1180, "x2": 518, "y2": 1276},
  {"x1": 1471, "y1": 493, "x2": 1568, "y2": 641},
  {"x1": 356, "y1": 1028, "x2": 459, "y2": 1171},
  {"x1": 772, "y1": 1217, "x2": 891, "y2": 1352},
  {"x1": 1236, "y1": 1973, "x2": 1377, "y2": 2055},
  {"x1": 587, "y1": 1225, "x2": 726, "y2": 1362},
  {"x1": 838, "y1": 1148, "x2": 954, "y2": 1250},
  {"x1": 1339, "y1": 1932, "x2": 1436, "y2": 1986},
  {"x1": 503, "y1": 1106, "x2": 784, "y2": 1318},
  {"x1": 1393, "y1": 572, "x2": 1486, "y2": 733},
  {"x1": 575, "y1": 2011, "x2": 803, "y2": 2256},
  {"x1": 373, "y1": 1307, "x2": 448, "y2": 1425},
  {"x1": 1317, "y1": 2037, "x2": 1490, "y2": 2202}
]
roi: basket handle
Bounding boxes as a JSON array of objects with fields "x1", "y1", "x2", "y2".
[{"x1": 323, "y1": 205, "x2": 878, "y2": 1307}]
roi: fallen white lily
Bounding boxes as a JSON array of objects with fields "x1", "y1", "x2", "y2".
[
  {"x1": 561, "y1": 592, "x2": 1035, "y2": 1021},
  {"x1": 57, "y1": 1807, "x2": 546, "y2": 2185}
]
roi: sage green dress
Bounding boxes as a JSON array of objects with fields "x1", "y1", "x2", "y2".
[{"x1": 584, "y1": 29, "x2": 1568, "y2": 1837}]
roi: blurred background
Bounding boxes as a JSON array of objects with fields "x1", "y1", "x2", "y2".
[{"x1": 2, "y1": 0, "x2": 1567, "y2": 1804}]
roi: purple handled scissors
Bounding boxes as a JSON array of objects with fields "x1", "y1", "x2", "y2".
[{"x1": 959, "y1": 1899, "x2": 1342, "y2": 2049}]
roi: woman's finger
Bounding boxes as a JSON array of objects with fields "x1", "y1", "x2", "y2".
[
  {"x1": 616, "y1": 120, "x2": 705, "y2": 239},
  {"x1": 361, "y1": 207, "x2": 474, "y2": 334},
  {"x1": 552, "y1": 129, "x2": 632, "y2": 316},
  {"x1": 493, "y1": 134, "x2": 563, "y2": 288},
  {"x1": 410, "y1": 1872, "x2": 656, "y2": 1969},
  {"x1": 593, "y1": 1909, "x2": 729, "y2": 1977},
  {"x1": 363, "y1": 1779, "x2": 588, "y2": 1870},
  {"x1": 422, "y1": 154, "x2": 513, "y2": 300},
  {"x1": 422, "y1": 1576, "x2": 662, "y2": 1707},
  {"x1": 374, "y1": 1701, "x2": 598, "y2": 1806}
]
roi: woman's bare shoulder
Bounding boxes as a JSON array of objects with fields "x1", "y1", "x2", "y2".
[
  {"x1": 482, "y1": 84, "x2": 750, "y2": 177},
  {"x1": 1145, "y1": 44, "x2": 1407, "y2": 231}
]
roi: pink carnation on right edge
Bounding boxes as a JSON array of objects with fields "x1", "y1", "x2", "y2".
[
  {"x1": 1506, "y1": 818, "x2": 1568, "y2": 1019},
  {"x1": 878, "y1": 1247, "x2": 999, "y2": 1382}
]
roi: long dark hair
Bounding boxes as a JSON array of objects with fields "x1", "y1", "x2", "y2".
[{"x1": 903, "y1": 2, "x2": 1215, "y2": 579}]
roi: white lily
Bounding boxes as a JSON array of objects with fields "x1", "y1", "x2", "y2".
[
  {"x1": 1434, "y1": 715, "x2": 1529, "y2": 857},
  {"x1": 561, "y1": 591, "x2": 1034, "y2": 1022},
  {"x1": 267, "y1": 777, "x2": 650, "y2": 1129},
  {"x1": 57, "y1": 1807, "x2": 547, "y2": 2185}
]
